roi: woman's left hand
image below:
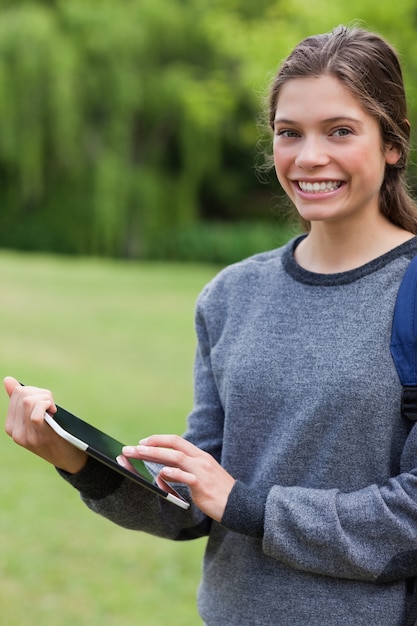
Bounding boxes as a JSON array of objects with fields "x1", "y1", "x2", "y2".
[{"x1": 120, "y1": 435, "x2": 235, "y2": 521}]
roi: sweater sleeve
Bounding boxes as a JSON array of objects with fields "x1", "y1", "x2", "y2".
[
  {"x1": 55, "y1": 285, "x2": 224, "y2": 541},
  {"x1": 221, "y1": 480, "x2": 268, "y2": 537},
  {"x1": 261, "y1": 468, "x2": 417, "y2": 583},
  {"x1": 57, "y1": 456, "x2": 211, "y2": 541},
  {"x1": 219, "y1": 425, "x2": 417, "y2": 583}
]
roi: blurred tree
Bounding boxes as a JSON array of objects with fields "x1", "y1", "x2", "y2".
[
  {"x1": 0, "y1": 0, "x2": 263, "y2": 256},
  {"x1": 0, "y1": 0, "x2": 415, "y2": 259}
]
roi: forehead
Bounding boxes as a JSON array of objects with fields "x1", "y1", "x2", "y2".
[{"x1": 275, "y1": 74, "x2": 368, "y2": 121}]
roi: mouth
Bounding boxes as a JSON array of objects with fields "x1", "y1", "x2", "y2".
[{"x1": 297, "y1": 180, "x2": 343, "y2": 193}]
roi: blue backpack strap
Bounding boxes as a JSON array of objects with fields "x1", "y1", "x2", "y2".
[
  {"x1": 390, "y1": 255, "x2": 417, "y2": 421},
  {"x1": 391, "y1": 255, "x2": 417, "y2": 626}
]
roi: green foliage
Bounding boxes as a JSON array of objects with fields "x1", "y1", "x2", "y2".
[
  {"x1": 0, "y1": 0, "x2": 255, "y2": 257},
  {"x1": 0, "y1": 0, "x2": 416, "y2": 260},
  {"x1": 148, "y1": 219, "x2": 298, "y2": 264}
]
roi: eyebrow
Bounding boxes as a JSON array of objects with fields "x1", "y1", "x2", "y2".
[{"x1": 273, "y1": 116, "x2": 364, "y2": 127}]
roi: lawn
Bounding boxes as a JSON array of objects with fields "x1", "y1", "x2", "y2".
[{"x1": 0, "y1": 250, "x2": 219, "y2": 626}]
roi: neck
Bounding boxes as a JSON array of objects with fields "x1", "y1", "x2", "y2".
[{"x1": 295, "y1": 217, "x2": 414, "y2": 274}]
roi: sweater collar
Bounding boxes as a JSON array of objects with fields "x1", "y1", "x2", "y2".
[{"x1": 282, "y1": 235, "x2": 417, "y2": 286}]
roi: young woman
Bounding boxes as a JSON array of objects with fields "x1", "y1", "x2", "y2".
[{"x1": 5, "y1": 25, "x2": 417, "y2": 625}]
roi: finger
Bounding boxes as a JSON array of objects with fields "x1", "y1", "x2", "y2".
[
  {"x1": 123, "y1": 443, "x2": 190, "y2": 471},
  {"x1": 125, "y1": 441, "x2": 215, "y2": 486},
  {"x1": 5, "y1": 380, "x2": 56, "y2": 414},
  {"x1": 159, "y1": 466, "x2": 197, "y2": 486},
  {"x1": 8, "y1": 399, "x2": 53, "y2": 446},
  {"x1": 4, "y1": 382, "x2": 28, "y2": 436},
  {"x1": 122, "y1": 443, "x2": 176, "y2": 464},
  {"x1": 3, "y1": 376, "x2": 20, "y2": 398},
  {"x1": 138, "y1": 434, "x2": 201, "y2": 457},
  {"x1": 27, "y1": 397, "x2": 56, "y2": 425},
  {"x1": 5, "y1": 386, "x2": 56, "y2": 439},
  {"x1": 116, "y1": 454, "x2": 137, "y2": 473}
]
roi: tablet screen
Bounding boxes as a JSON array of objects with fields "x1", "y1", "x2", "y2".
[
  {"x1": 44, "y1": 402, "x2": 189, "y2": 508},
  {"x1": 52, "y1": 405, "x2": 156, "y2": 483},
  {"x1": 19, "y1": 382, "x2": 189, "y2": 507}
]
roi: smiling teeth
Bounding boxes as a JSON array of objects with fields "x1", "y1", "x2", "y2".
[{"x1": 298, "y1": 181, "x2": 342, "y2": 193}]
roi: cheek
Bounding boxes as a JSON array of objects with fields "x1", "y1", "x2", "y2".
[
  {"x1": 348, "y1": 147, "x2": 386, "y2": 184},
  {"x1": 273, "y1": 145, "x2": 292, "y2": 190},
  {"x1": 273, "y1": 142, "x2": 287, "y2": 174}
]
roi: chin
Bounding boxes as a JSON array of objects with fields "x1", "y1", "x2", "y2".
[{"x1": 295, "y1": 209, "x2": 337, "y2": 223}]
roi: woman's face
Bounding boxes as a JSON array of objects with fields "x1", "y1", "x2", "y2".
[{"x1": 272, "y1": 74, "x2": 400, "y2": 227}]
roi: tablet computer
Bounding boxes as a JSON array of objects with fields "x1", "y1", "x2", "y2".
[{"x1": 44, "y1": 405, "x2": 190, "y2": 510}]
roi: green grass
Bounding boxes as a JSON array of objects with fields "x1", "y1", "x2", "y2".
[{"x1": 0, "y1": 250, "x2": 219, "y2": 626}]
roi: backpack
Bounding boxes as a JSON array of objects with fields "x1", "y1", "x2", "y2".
[{"x1": 391, "y1": 254, "x2": 417, "y2": 626}]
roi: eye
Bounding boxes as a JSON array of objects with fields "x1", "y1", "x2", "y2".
[
  {"x1": 332, "y1": 127, "x2": 352, "y2": 137},
  {"x1": 275, "y1": 129, "x2": 300, "y2": 138}
]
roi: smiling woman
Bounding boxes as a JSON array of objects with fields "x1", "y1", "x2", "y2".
[
  {"x1": 272, "y1": 74, "x2": 402, "y2": 255},
  {"x1": 268, "y1": 26, "x2": 417, "y2": 241},
  {"x1": 5, "y1": 25, "x2": 417, "y2": 626}
]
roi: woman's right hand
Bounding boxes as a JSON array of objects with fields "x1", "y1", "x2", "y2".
[{"x1": 4, "y1": 376, "x2": 88, "y2": 474}]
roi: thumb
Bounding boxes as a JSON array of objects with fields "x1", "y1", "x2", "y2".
[{"x1": 4, "y1": 376, "x2": 20, "y2": 398}]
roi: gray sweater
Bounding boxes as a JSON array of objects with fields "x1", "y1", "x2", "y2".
[{"x1": 62, "y1": 235, "x2": 417, "y2": 625}]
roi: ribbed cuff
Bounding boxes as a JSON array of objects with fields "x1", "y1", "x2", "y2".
[
  {"x1": 220, "y1": 480, "x2": 267, "y2": 538},
  {"x1": 56, "y1": 455, "x2": 124, "y2": 500}
]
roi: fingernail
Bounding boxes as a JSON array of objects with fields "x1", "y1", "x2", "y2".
[{"x1": 139, "y1": 437, "x2": 149, "y2": 444}]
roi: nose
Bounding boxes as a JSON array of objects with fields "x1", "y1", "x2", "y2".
[{"x1": 295, "y1": 136, "x2": 330, "y2": 170}]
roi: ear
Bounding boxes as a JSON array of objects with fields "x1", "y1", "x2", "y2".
[{"x1": 385, "y1": 143, "x2": 401, "y2": 166}]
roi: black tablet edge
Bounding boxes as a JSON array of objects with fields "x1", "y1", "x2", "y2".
[{"x1": 85, "y1": 444, "x2": 190, "y2": 510}]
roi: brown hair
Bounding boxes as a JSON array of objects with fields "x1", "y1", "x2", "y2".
[{"x1": 267, "y1": 25, "x2": 417, "y2": 233}]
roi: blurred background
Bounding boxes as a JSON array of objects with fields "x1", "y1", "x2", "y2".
[
  {"x1": 0, "y1": 0, "x2": 416, "y2": 264},
  {"x1": 2, "y1": 1, "x2": 417, "y2": 624}
]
